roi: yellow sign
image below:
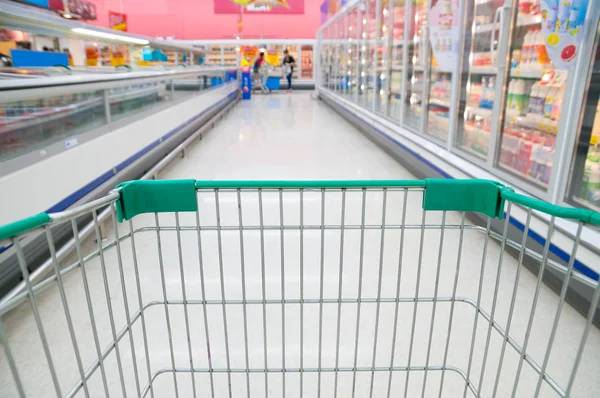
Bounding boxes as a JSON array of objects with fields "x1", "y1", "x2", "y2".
[{"x1": 265, "y1": 50, "x2": 279, "y2": 65}]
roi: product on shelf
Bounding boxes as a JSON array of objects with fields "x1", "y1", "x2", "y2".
[
  {"x1": 463, "y1": 113, "x2": 491, "y2": 156},
  {"x1": 519, "y1": 28, "x2": 551, "y2": 69},
  {"x1": 501, "y1": 124, "x2": 555, "y2": 185},
  {"x1": 472, "y1": 52, "x2": 492, "y2": 66},
  {"x1": 582, "y1": 146, "x2": 600, "y2": 206},
  {"x1": 580, "y1": 98, "x2": 600, "y2": 205}
]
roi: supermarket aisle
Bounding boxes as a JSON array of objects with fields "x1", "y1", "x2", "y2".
[
  {"x1": 160, "y1": 92, "x2": 415, "y2": 180},
  {"x1": 1, "y1": 92, "x2": 600, "y2": 398}
]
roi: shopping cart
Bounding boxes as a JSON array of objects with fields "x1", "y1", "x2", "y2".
[{"x1": 0, "y1": 179, "x2": 599, "y2": 398}]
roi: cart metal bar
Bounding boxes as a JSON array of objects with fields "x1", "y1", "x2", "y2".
[
  {"x1": 534, "y1": 222, "x2": 584, "y2": 397},
  {"x1": 127, "y1": 218, "x2": 155, "y2": 398},
  {"x1": 492, "y1": 209, "x2": 532, "y2": 397},
  {"x1": 154, "y1": 213, "x2": 179, "y2": 397},
  {"x1": 351, "y1": 188, "x2": 368, "y2": 398},
  {"x1": 369, "y1": 188, "x2": 388, "y2": 398},
  {"x1": 45, "y1": 226, "x2": 90, "y2": 398},
  {"x1": 14, "y1": 237, "x2": 62, "y2": 397},
  {"x1": 385, "y1": 188, "x2": 409, "y2": 398},
  {"x1": 71, "y1": 219, "x2": 110, "y2": 397},
  {"x1": 194, "y1": 207, "x2": 216, "y2": 398},
  {"x1": 333, "y1": 188, "x2": 347, "y2": 398},
  {"x1": 236, "y1": 189, "x2": 252, "y2": 398},
  {"x1": 215, "y1": 190, "x2": 234, "y2": 398},
  {"x1": 404, "y1": 209, "x2": 428, "y2": 398}
]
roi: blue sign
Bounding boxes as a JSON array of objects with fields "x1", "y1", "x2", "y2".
[
  {"x1": 21, "y1": 0, "x2": 50, "y2": 8},
  {"x1": 241, "y1": 67, "x2": 251, "y2": 100},
  {"x1": 10, "y1": 50, "x2": 68, "y2": 67}
]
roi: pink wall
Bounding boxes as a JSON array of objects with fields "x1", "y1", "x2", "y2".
[{"x1": 89, "y1": 0, "x2": 322, "y2": 39}]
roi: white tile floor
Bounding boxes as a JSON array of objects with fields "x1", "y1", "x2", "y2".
[{"x1": 1, "y1": 92, "x2": 599, "y2": 398}]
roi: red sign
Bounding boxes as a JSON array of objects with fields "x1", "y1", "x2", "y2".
[
  {"x1": 215, "y1": 0, "x2": 304, "y2": 14},
  {"x1": 109, "y1": 10, "x2": 127, "y2": 31}
]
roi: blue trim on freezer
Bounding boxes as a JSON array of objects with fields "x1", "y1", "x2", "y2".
[
  {"x1": 327, "y1": 96, "x2": 600, "y2": 282},
  {"x1": 0, "y1": 90, "x2": 238, "y2": 253}
]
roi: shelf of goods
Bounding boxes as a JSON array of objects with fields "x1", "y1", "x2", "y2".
[
  {"x1": 577, "y1": 98, "x2": 600, "y2": 209},
  {"x1": 301, "y1": 45, "x2": 313, "y2": 79},
  {"x1": 208, "y1": 46, "x2": 222, "y2": 65},
  {"x1": 319, "y1": 0, "x2": 600, "y2": 211},
  {"x1": 223, "y1": 46, "x2": 238, "y2": 68}
]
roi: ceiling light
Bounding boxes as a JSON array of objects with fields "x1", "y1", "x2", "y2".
[{"x1": 72, "y1": 28, "x2": 150, "y2": 45}]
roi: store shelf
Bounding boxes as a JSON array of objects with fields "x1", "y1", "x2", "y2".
[
  {"x1": 429, "y1": 98, "x2": 451, "y2": 108},
  {"x1": 511, "y1": 67, "x2": 545, "y2": 79},
  {"x1": 470, "y1": 66, "x2": 497, "y2": 74},
  {"x1": 517, "y1": 15, "x2": 542, "y2": 27},
  {"x1": 507, "y1": 111, "x2": 560, "y2": 134},
  {"x1": 466, "y1": 106, "x2": 493, "y2": 118}
]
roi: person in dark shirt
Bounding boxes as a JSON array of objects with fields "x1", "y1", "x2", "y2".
[{"x1": 282, "y1": 49, "x2": 296, "y2": 93}]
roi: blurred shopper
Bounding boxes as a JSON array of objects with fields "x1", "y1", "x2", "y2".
[
  {"x1": 282, "y1": 49, "x2": 296, "y2": 93},
  {"x1": 254, "y1": 50, "x2": 270, "y2": 94},
  {"x1": 254, "y1": 51, "x2": 265, "y2": 82}
]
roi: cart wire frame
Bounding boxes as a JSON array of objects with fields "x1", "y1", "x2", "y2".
[{"x1": 0, "y1": 179, "x2": 599, "y2": 398}]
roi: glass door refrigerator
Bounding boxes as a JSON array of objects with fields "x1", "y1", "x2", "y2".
[
  {"x1": 404, "y1": 0, "x2": 429, "y2": 132},
  {"x1": 456, "y1": 0, "x2": 507, "y2": 161},
  {"x1": 375, "y1": 0, "x2": 390, "y2": 115},
  {"x1": 567, "y1": 38, "x2": 600, "y2": 210},
  {"x1": 495, "y1": 3, "x2": 560, "y2": 194},
  {"x1": 388, "y1": 0, "x2": 406, "y2": 121}
]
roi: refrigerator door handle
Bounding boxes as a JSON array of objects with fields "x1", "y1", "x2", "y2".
[{"x1": 490, "y1": 5, "x2": 511, "y2": 67}]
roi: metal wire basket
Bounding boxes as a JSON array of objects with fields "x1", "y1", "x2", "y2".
[{"x1": 0, "y1": 179, "x2": 599, "y2": 398}]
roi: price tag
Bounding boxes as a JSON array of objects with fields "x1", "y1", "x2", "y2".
[
  {"x1": 545, "y1": 124, "x2": 554, "y2": 134},
  {"x1": 515, "y1": 69, "x2": 521, "y2": 77},
  {"x1": 591, "y1": 135, "x2": 599, "y2": 145},
  {"x1": 537, "y1": 122, "x2": 545, "y2": 131}
]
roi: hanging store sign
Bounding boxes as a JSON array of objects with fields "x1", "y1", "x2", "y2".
[
  {"x1": 215, "y1": 0, "x2": 304, "y2": 14},
  {"x1": 540, "y1": 0, "x2": 588, "y2": 70},
  {"x1": 109, "y1": 11, "x2": 127, "y2": 31},
  {"x1": 428, "y1": 0, "x2": 460, "y2": 72}
]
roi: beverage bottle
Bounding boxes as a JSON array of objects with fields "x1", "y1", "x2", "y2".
[
  {"x1": 484, "y1": 76, "x2": 496, "y2": 109},
  {"x1": 514, "y1": 79, "x2": 527, "y2": 115},
  {"x1": 534, "y1": 29, "x2": 546, "y2": 69},
  {"x1": 528, "y1": 83, "x2": 539, "y2": 115},
  {"x1": 544, "y1": 87, "x2": 558, "y2": 119},
  {"x1": 506, "y1": 80, "x2": 515, "y2": 110},
  {"x1": 479, "y1": 77, "x2": 488, "y2": 108},
  {"x1": 551, "y1": 85, "x2": 565, "y2": 121},
  {"x1": 538, "y1": 29, "x2": 550, "y2": 65},
  {"x1": 522, "y1": 30, "x2": 533, "y2": 66},
  {"x1": 537, "y1": 84, "x2": 551, "y2": 116}
]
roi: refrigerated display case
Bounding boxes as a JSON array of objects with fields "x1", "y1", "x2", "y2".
[
  {"x1": 301, "y1": 45, "x2": 314, "y2": 79},
  {"x1": 388, "y1": 0, "x2": 406, "y2": 121},
  {"x1": 567, "y1": 40, "x2": 600, "y2": 211},
  {"x1": 495, "y1": 9, "x2": 561, "y2": 191},
  {"x1": 404, "y1": 0, "x2": 428, "y2": 132},
  {"x1": 317, "y1": 0, "x2": 600, "y2": 207}
]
